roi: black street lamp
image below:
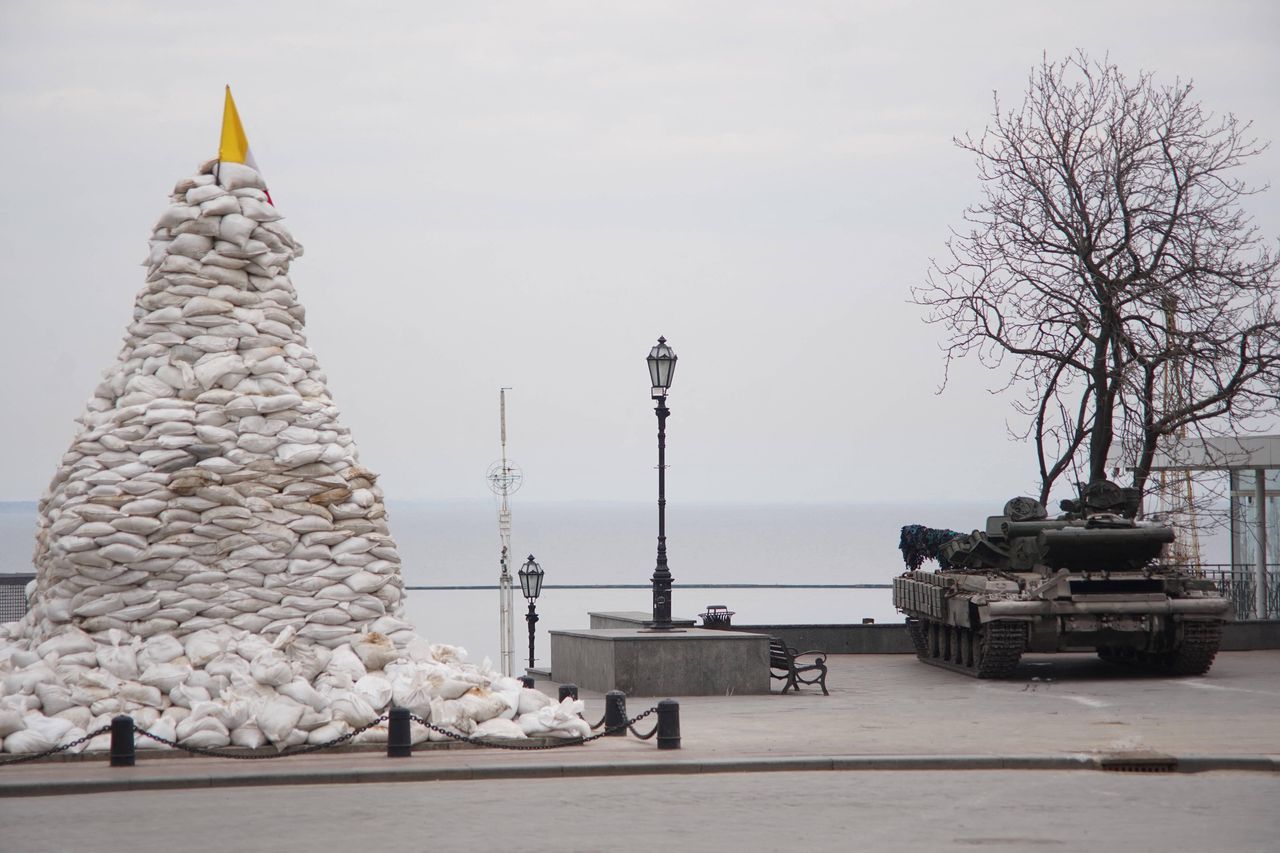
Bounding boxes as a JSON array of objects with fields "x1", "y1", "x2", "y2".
[
  {"x1": 518, "y1": 554, "x2": 544, "y2": 670},
  {"x1": 646, "y1": 337, "x2": 677, "y2": 630}
]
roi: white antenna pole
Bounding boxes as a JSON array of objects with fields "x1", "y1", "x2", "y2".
[{"x1": 497, "y1": 388, "x2": 516, "y2": 677}]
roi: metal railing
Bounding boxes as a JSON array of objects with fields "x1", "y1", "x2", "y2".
[
  {"x1": 0, "y1": 573, "x2": 34, "y2": 623},
  {"x1": 1197, "y1": 564, "x2": 1280, "y2": 621}
]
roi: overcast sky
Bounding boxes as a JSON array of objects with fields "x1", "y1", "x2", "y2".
[{"x1": 0, "y1": 1, "x2": 1276, "y2": 507}]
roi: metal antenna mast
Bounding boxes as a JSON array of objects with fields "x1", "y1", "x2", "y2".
[{"x1": 486, "y1": 388, "x2": 522, "y2": 676}]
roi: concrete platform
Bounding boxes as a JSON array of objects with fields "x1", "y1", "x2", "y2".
[{"x1": 549, "y1": 626, "x2": 770, "y2": 695}]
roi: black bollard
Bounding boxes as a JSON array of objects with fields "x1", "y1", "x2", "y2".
[
  {"x1": 604, "y1": 690, "x2": 627, "y2": 736},
  {"x1": 519, "y1": 675, "x2": 535, "y2": 689},
  {"x1": 110, "y1": 715, "x2": 135, "y2": 767},
  {"x1": 387, "y1": 707, "x2": 412, "y2": 758},
  {"x1": 656, "y1": 699, "x2": 681, "y2": 750},
  {"x1": 558, "y1": 683, "x2": 578, "y2": 702}
]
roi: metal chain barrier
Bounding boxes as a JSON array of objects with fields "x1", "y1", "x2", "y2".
[
  {"x1": 132, "y1": 714, "x2": 390, "y2": 760},
  {"x1": 628, "y1": 719, "x2": 659, "y2": 740},
  {"x1": 2, "y1": 697, "x2": 677, "y2": 764},
  {"x1": 408, "y1": 706, "x2": 658, "y2": 750},
  {"x1": 0, "y1": 725, "x2": 111, "y2": 766}
]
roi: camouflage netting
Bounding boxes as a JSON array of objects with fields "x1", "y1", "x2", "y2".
[{"x1": 898, "y1": 524, "x2": 963, "y2": 571}]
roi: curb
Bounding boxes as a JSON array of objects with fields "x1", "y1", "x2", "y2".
[{"x1": 3, "y1": 753, "x2": 1277, "y2": 797}]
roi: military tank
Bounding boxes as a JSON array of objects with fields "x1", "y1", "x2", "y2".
[{"x1": 893, "y1": 481, "x2": 1230, "y2": 678}]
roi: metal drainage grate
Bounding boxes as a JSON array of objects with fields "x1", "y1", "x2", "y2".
[{"x1": 1100, "y1": 752, "x2": 1178, "y2": 773}]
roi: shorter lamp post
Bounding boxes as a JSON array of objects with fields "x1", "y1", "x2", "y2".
[{"x1": 518, "y1": 554, "x2": 545, "y2": 670}]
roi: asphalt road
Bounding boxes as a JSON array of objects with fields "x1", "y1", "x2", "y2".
[{"x1": 3, "y1": 769, "x2": 1278, "y2": 853}]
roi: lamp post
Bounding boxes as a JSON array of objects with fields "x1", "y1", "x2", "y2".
[
  {"x1": 518, "y1": 554, "x2": 544, "y2": 670},
  {"x1": 646, "y1": 337, "x2": 677, "y2": 630}
]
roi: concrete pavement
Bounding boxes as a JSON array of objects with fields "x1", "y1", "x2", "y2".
[{"x1": 1, "y1": 651, "x2": 1278, "y2": 797}]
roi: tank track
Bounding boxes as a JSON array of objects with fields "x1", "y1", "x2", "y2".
[
  {"x1": 906, "y1": 617, "x2": 1026, "y2": 678},
  {"x1": 1098, "y1": 620, "x2": 1223, "y2": 676}
]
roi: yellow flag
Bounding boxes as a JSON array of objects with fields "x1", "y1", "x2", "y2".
[
  {"x1": 219, "y1": 85, "x2": 252, "y2": 165},
  {"x1": 217, "y1": 86, "x2": 271, "y2": 202}
]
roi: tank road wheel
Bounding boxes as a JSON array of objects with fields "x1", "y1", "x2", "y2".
[
  {"x1": 1153, "y1": 621, "x2": 1223, "y2": 676},
  {"x1": 973, "y1": 621, "x2": 1026, "y2": 678},
  {"x1": 961, "y1": 626, "x2": 976, "y2": 669},
  {"x1": 1099, "y1": 622, "x2": 1222, "y2": 676},
  {"x1": 929, "y1": 620, "x2": 942, "y2": 659}
]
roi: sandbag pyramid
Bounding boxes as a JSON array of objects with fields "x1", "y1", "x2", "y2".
[{"x1": 0, "y1": 158, "x2": 585, "y2": 753}]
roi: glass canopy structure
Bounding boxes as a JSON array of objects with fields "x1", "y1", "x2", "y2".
[{"x1": 1148, "y1": 436, "x2": 1280, "y2": 620}]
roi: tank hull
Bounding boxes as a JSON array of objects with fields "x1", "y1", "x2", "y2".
[{"x1": 894, "y1": 568, "x2": 1229, "y2": 678}]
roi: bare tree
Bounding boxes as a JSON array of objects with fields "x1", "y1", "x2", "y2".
[{"x1": 915, "y1": 52, "x2": 1280, "y2": 504}]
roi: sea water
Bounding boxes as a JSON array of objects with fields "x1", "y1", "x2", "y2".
[{"x1": 0, "y1": 499, "x2": 1230, "y2": 666}]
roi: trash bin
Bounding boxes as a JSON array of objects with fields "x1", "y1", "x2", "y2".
[{"x1": 699, "y1": 605, "x2": 734, "y2": 628}]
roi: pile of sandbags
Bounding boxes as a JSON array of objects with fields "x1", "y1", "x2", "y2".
[
  {"x1": 0, "y1": 623, "x2": 585, "y2": 753},
  {"x1": 0, "y1": 159, "x2": 561, "y2": 753}
]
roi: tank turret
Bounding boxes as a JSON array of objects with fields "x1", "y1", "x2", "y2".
[{"x1": 893, "y1": 481, "x2": 1230, "y2": 678}]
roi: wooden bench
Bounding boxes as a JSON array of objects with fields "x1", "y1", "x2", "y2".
[{"x1": 769, "y1": 638, "x2": 829, "y2": 695}]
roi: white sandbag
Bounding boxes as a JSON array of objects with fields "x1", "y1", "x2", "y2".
[
  {"x1": 216, "y1": 162, "x2": 265, "y2": 191},
  {"x1": 1, "y1": 695, "x2": 40, "y2": 714},
  {"x1": 199, "y1": 194, "x2": 240, "y2": 217},
  {"x1": 3, "y1": 663, "x2": 57, "y2": 695},
  {"x1": 177, "y1": 715, "x2": 230, "y2": 748},
  {"x1": 490, "y1": 678, "x2": 522, "y2": 721},
  {"x1": 249, "y1": 649, "x2": 293, "y2": 687},
  {"x1": 432, "y1": 676, "x2": 477, "y2": 701},
  {"x1": 286, "y1": 642, "x2": 331, "y2": 682},
  {"x1": 239, "y1": 197, "x2": 282, "y2": 222},
  {"x1": 5, "y1": 714, "x2": 74, "y2": 754},
  {"x1": 352, "y1": 674, "x2": 392, "y2": 710},
  {"x1": 182, "y1": 629, "x2": 229, "y2": 666},
  {"x1": 178, "y1": 711, "x2": 232, "y2": 747},
  {"x1": 516, "y1": 687, "x2": 554, "y2": 716},
  {"x1": 0, "y1": 708, "x2": 26, "y2": 738},
  {"x1": 169, "y1": 683, "x2": 212, "y2": 709},
  {"x1": 36, "y1": 630, "x2": 96, "y2": 660},
  {"x1": 306, "y1": 720, "x2": 350, "y2": 745},
  {"x1": 230, "y1": 722, "x2": 268, "y2": 749},
  {"x1": 138, "y1": 716, "x2": 178, "y2": 750},
  {"x1": 118, "y1": 681, "x2": 164, "y2": 708},
  {"x1": 389, "y1": 672, "x2": 434, "y2": 716},
  {"x1": 53, "y1": 706, "x2": 93, "y2": 731},
  {"x1": 205, "y1": 652, "x2": 251, "y2": 681},
  {"x1": 474, "y1": 717, "x2": 527, "y2": 739},
  {"x1": 295, "y1": 706, "x2": 332, "y2": 732},
  {"x1": 454, "y1": 689, "x2": 509, "y2": 724},
  {"x1": 7, "y1": 648, "x2": 42, "y2": 669},
  {"x1": 156, "y1": 204, "x2": 199, "y2": 228},
  {"x1": 138, "y1": 634, "x2": 186, "y2": 668},
  {"x1": 427, "y1": 643, "x2": 468, "y2": 666},
  {"x1": 219, "y1": 213, "x2": 258, "y2": 247},
  {"x1": 96, "y1": 638, "x2": 140, "y2": 680},
  {"x1": 255, "y1": 696, "x2": 305, "y2": 745},
  {"x1": 328, "y1": 691, "x2": 378, "y2": 727},
  {"x1": 351, "y1": 632, "x2": 398, "y2": 672},
  {"x1": 34, "y1": 682, "x2": 77, "y2": 716},
  {"x1": 139, "y1": 662, "x2": 192, "y2": 693},
  {"x1": 187, "y1": 183, "x2": 227, "y2": 204},
  {"x1": 278, "y1": 678, "x2": 326, "y2": 712},
  {"x1": 235, "y1": 633, "x2": 274, "y2": 661},
  {"x1": 323, "y1": 644, "x2": 367, "y2": 682}
]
